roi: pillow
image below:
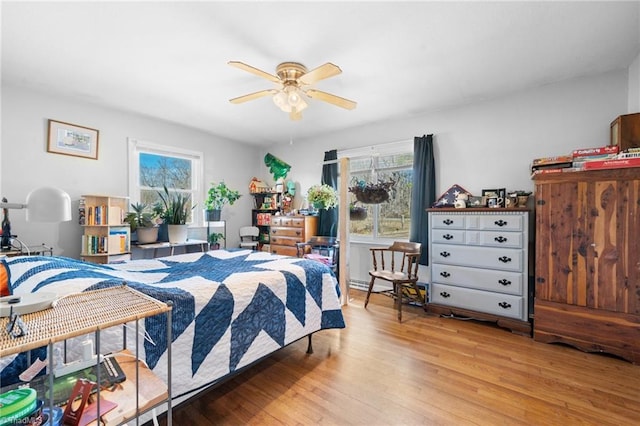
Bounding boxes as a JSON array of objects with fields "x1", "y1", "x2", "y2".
[{"x1": 0, "y1": 257, "x2": 11, "y2": 297}]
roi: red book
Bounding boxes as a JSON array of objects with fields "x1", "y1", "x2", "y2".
[
  {"x1": 582, "y1": 157, "x2": 640, "y2": 170},
  {"x1": 572, "y1": 145, "x2": 619, "y2": 158},
  {"x1": 531, "y1": 155, "x2": 572, "y2": 166}
]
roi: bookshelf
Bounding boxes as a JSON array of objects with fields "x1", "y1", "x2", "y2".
[{"x1": 80, "y1": 195, "x2": 131, "y2": 264}]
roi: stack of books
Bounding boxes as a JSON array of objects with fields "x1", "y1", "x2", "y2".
[
  {"x1": 530, "y1": 155, "x2": 573, "y2": 176},
  {"x1": 572, "y1": 145, "x2": 619, "y2": 169}
]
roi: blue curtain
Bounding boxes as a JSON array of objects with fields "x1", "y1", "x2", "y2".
[
  {"x1": 409, "y1": 134, "x2": 436, "y2": 265},
  {"x1": 318, "y1": 150, "x2": 338, "y2": 237}
]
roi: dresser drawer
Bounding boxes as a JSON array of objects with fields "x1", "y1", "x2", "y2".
[
  {"x1": 476, "y1": 230, "x2": 523, "y2": 248},
  {"x1": 431, "y1": 214, "x2": 465, "y2": 229},
  {"x1": 270, "y1": 236, "x2": 301, "y2": 247},
  {"x1": 270, "y1": 245, "x2": 298, "y2": 256},
  {"x1": 271, "y1": 227, "x2": 304, "y2": 238},
  {"x1": 271, "y1": 216, "x2": 305, "y2": 227},
  {"x1": 466, "y1": 214, "x2": 523, "y2": 231},
  {"x1": 432, "y1": 243, "x2": 523, "y2": 272},
  {"x1": 431, "y1": 283, "x2": 524, "y2": 320},
  {"x1": 431, "y1": 229, "x2": 466, "y2": 245},
  {"x1": 431, "y1": 264, "x2": 524, "y2": 295}
]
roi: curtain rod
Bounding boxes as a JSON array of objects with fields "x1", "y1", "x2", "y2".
[{"x1": 321, "y1": 138, "x2": 414, "y2": 164}]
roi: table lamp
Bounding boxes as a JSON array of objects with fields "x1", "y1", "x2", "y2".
[{"x1": 0, "y1": 187, "x2": 71, "y2": 317}]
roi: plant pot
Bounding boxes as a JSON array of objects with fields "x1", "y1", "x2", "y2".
[
  {"x1": 157, "y1": 223, "x2": 169, "y2": 242},
  {"x1": 205, "y1": 209, "x2": 221, "y2": 222},
  {"x1": 136, "y1": 227, "x2": 159, "y2": 244},
  {"x1": 167, "y1": 224, "x2": 188, "y2": 244},
  {"x1": 350, "y1": 207, "x2": 367, "y2": 221},
  {"x1": 312, "y1": 201, "x2": 326, "y2": 210}
]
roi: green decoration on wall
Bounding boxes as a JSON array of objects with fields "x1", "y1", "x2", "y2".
[{"x1": 264, "y1": 153, "x2": 291, "y2": 180}]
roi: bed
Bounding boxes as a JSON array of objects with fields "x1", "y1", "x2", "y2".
[{"x1": 0, "y1": 249, "x2": 346, "y2": 403}]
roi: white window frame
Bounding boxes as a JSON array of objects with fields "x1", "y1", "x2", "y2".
[
  {"x1": 339, "y1": 140, "x2": 414, "y2": 243},
  {"x1": 127, "y1": 138, "x2": 204, "y2": 226}
]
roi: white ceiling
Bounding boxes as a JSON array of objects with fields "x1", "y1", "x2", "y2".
[{"x1": 2, "y1": 1, "x2": 639, "y2": 147}]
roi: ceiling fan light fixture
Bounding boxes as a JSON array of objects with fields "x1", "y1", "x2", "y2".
[
  {"x1": 230, "y1": 60, "x2": 356, "y2": 119},
  {"x1": 273, "y1": 91, "x2": 290, "y2": 112}
]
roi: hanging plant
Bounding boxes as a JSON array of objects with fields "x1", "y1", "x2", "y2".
[
  {"x1": 349, "y1": 203, "x2": 367, "y2": 221},
  {"x1": 348, "y1": 179, "x2": 395, "y2": 204}
]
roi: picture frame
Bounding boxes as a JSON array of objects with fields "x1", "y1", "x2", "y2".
[
  {"x1": 482, "y1": 188, "x2": 499, "y2": 198},
  {"x1": 47, "y1": 119, "x2": 99, "y2": 160}
]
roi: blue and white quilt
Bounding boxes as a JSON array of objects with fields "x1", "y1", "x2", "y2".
[{"x1": 1, "y1": 250, "x2": 346, "y2": 399}]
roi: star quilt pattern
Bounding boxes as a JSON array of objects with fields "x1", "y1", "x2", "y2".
[{"x1": 1, "y1": 250, "x2": 345, "y2": 399}]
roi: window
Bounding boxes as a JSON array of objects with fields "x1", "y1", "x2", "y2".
[
  {"x1": 128, "y1": 138, "x2": 203, "y2": 225},
  {"x1": 340, "y1": 142, "x2": 413, "y2": 240}
]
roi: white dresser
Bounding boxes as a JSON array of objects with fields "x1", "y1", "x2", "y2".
[{"x1": 427, "y1": 209, "x2": 532, "y2": 335}]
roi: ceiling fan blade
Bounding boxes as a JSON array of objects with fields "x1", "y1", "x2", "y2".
[
  {"x1": 228, "y1": 61, "x2": 281, "y2": 84},
  {"x1": 298, "y1": 62, "x2": 342, "y2": 85},
  {"x1": 306, "y1": 89, "x2": 357, "y2": 110},
  {"x1": 229, "y1": 89, "x2": 278, "y2": 104}
]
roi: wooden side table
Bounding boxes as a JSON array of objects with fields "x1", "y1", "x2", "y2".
[{"x1": 0, "y1": 285, "x2": 173, "y2": 425}]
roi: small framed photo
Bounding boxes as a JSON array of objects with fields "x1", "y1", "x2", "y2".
[
  {"x1": 482, "y1": 188, "x2": 500, "y2": 198},
  {"x1": 47, "y1": 119, "x2": 99, "y2": 160},
  {"x1": 468, "y1": 196, "x2": 484, "y2": 207}
]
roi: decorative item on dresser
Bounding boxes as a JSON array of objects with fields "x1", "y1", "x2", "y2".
[
  {"x1": 270, "y1": 215, "x2": 318, "y2": 257},
  {"x1": 533, "y1": 168, "x2": 640, "y2": 363},
  {"x1": 427, "y1": 208, "x2": 532, "y2": 335}
]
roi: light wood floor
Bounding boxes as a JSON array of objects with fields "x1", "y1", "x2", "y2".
[{"x1": 157, "y1": 290, "x2": 640, "y2": 425}]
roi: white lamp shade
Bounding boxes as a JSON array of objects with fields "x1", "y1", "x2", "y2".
[{"x1": 25, "y1": 187, "x2": 72, "y2": 222}]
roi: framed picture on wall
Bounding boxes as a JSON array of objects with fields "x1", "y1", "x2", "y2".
[{"x1": 47, "y1": 119, "x2": 99, "y2": 160}]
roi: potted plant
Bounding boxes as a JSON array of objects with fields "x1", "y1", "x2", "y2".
[
  {"x1": 124, "y1": 202, "x2": 159, "y2": 244},
  {"x1": 307, "y1": 184, "x2": 338, "y2": 209},
  {"x1": 205, "y1": 181, "x2": 241, "y2": 221},
  {"x1": 157, "y1": 186, "x2": 195, "y2": 244},
  {"x1": 208, "y1": 232, "x2": 225, "y2": 250}
]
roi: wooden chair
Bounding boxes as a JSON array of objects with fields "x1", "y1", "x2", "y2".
[{"x1": 364, "y1": 241, "x2": 423, "y2": 322}]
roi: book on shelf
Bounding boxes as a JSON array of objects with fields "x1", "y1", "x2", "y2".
[
  {"x1": 531, "y1": 155, "x2": 573, "y2": 167},
  {"x1": 531, "y1": 161, "x2": 573, "y2": 172},
  {"x1": 531, "y1": 167, "x2": 583, "y2": 177},
  {"x1": 582, "y1": 157, "x2": 640, "y2": 170},
  {"x1": 572, "y1": 145, "x2": 619, "y2": 158}
]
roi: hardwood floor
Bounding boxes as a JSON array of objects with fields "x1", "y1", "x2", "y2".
[{"x1": 157, "y1": 290, "x2": 640, "y2": 425}]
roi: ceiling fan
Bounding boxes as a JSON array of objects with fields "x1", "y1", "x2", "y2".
[{"x1": 228, "y1": 61, "x2": 357, "y2": 120}]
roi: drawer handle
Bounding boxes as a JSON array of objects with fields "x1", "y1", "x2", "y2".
[
  {"x1": 498, "y1": 302, "x2": 512, "y2": 309},
  {"x1": 296, "y1": 231, "x2": 301, "y2": 235},
  {"x1": 443, "y1": 219, "x2": 454, "y2": 225},
  {"x1": 494, "y1": 220, "x2": 508, "y2": 227},
  {"x1": 440, "y1": 291, "x2": 451, "y2": 298},
  {"x1": 439, "y1": 251, "x2": 451, "y2": 258},
  {"x1": 440, "y1": 271, "x2": 450, "y2": 278},
  {"x1": 498, "y1": 256, "x2": 512, "y2": 263},
  {"x1": 443, "y1": 234, "x2": 454, "y2": 240},
  {"x1": 494, "y1": 236, "x2": 508, "y2": 243},
  {"x1": 272, "y1": 229, "x2": 278, "y2": 234},
  {"x1": 498, "y1": 279, "x2": 512, "y2": 286}
]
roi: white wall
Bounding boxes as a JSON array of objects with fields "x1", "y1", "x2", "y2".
[
  {"x1": 629, "y1": 52, "x2": 640, "y2": 112},
  {"x1": 261, "y1": 70, "x2": 629, "y2": 284},
  {"x1": 1, "y1": 84, "x2": 260, "y2": 257}
]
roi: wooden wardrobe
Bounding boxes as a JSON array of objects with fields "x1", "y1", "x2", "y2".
[{"x1": 533, "y1": 168, "x2": 640, "y2": 363}]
